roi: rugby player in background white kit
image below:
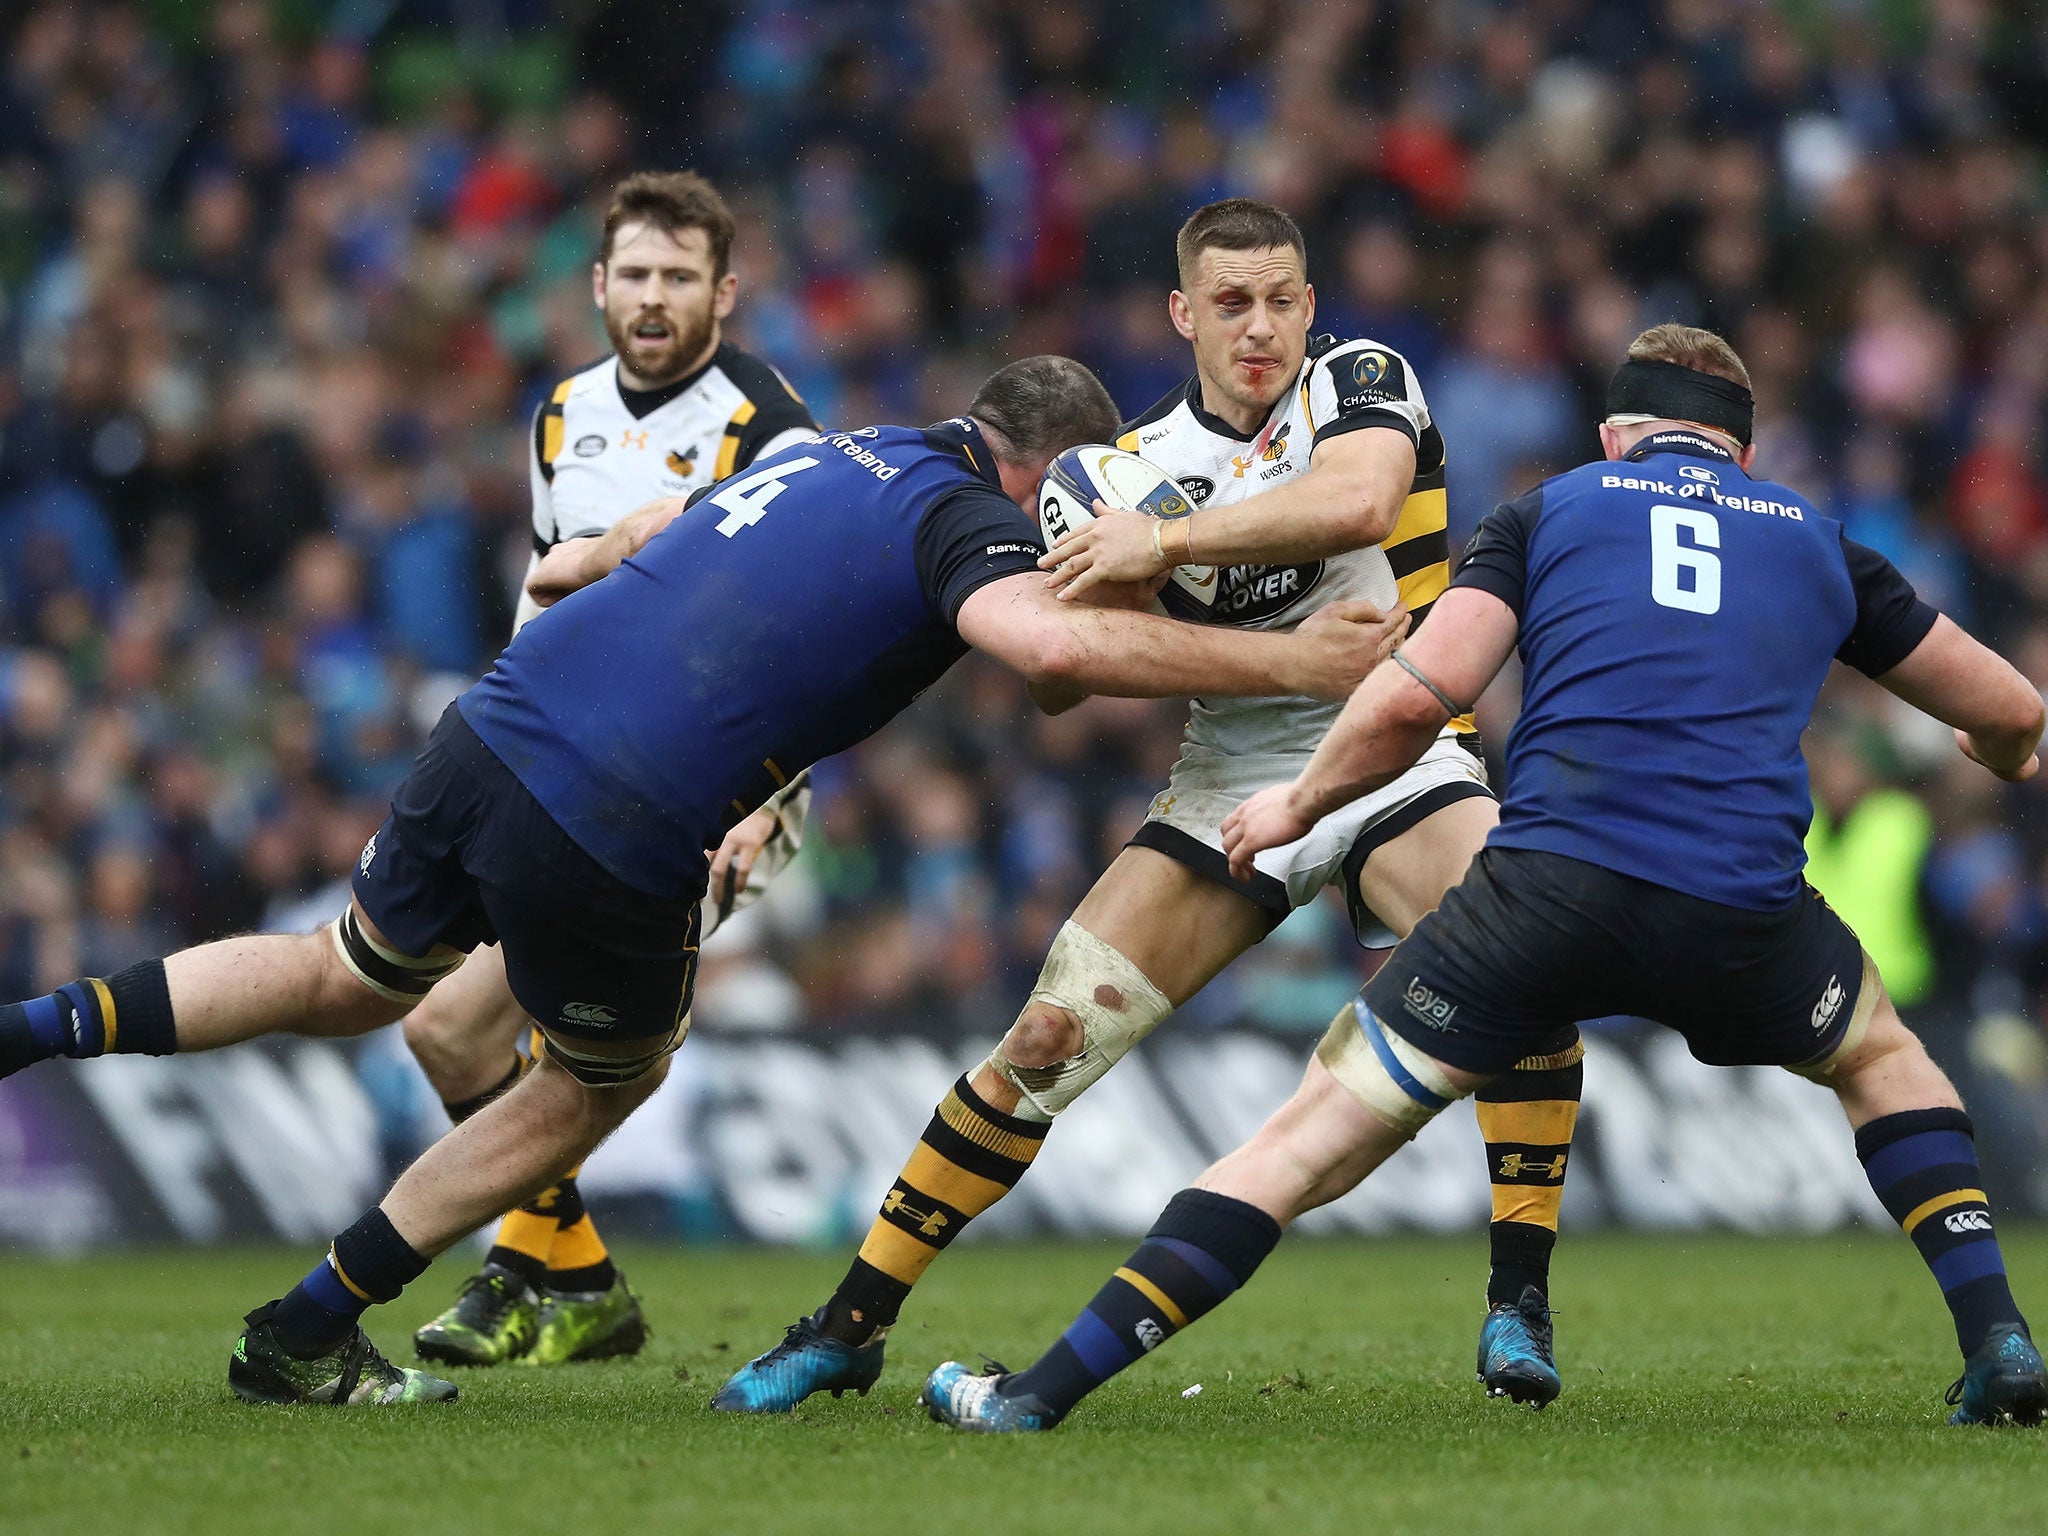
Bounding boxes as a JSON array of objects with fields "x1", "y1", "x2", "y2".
[
  {"x1": 405, "y1": 171, "x2": 818, "y2": 1369},
  {"x1": 715, "y1": 199, "x2": 1587, "y2": 1414}
]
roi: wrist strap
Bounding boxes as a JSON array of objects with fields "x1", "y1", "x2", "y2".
[
  {"x1": 1150, "y1": 519, "x2": 1167, "y2": 565},
  {"x1": 1392, "y1": 649, "x2": 1466, "y2": 717}
]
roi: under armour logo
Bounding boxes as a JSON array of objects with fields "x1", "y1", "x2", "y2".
[
  {"x1": 621, "y1": 428, "x2": 649, "y2": 450},
  {"x1": 882, "y1": 1187, "x2": 949, "y2": 1237},
  {"x1": 1497, "y1": 1151, "x2": 1568, "y2": 1181}
]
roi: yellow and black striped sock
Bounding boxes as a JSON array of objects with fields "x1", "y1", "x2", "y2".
[
  {"x1": 542, "y1": 1172, "x2": 617, "y2": 1294},
  {"x1": 821, "y1": 1074, "x2": 1047, "y2": 1344},
  {"x1": 485, "y1": 1200, "x2": 558, "y2": 1293},
  {"x1": 1475, "y1": 1039, "x2": 1584, "y2": 1307}
]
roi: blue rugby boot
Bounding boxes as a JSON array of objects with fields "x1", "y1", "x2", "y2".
[
  {"x1": 1477, "y1": 1284, "x2": 1561, "y2": 1408},
  {"x1": 920, "y1": 1360, "x2": 1061, "y2": 1433},
  {"x1": 1945, "y1": 1323, "x2": 2047, "y2": 1426},
  {"x1": 709, "y1": 1311, "x2": 885, "y2": 1412}
]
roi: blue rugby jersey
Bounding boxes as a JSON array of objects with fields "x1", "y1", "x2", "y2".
[
  {"x1": 1452, "y1": 429, "x2": 1937, "y2": 910},
  {"x1": 460, "y1": 418, "x2": 1043, "y2": 898}
]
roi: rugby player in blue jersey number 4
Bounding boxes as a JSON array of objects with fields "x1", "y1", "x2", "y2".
[
  {"x1": 0, "y1": 356, "x2": 1405, "y2": 1407},
  {"x1": 920, "y1": 324, "x2": 2048, "y2": 1434}
]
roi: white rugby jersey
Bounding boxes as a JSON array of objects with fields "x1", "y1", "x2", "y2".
[
  {"x1": 530, "y1": 342, "x2": 816, "y2": 558},
  {"x1": 1116, "y1": 334, "x2": 1470, "y2": 755}
]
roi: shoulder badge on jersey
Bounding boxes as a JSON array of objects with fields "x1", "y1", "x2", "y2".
[{"x1": 1334, "y1": 347, "x2": 1409, "y2": 414}]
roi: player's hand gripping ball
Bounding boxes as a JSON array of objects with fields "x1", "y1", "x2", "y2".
[{"x1": 1038, "y1": 445, "x2": 1217, "y2": 617}]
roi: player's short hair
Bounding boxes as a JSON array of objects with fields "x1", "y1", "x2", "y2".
[
  {"x1": 1624, "y1": 323, "x2": 1752, "y2": 391},
  {"x1": 968, "y1": 356, "x2": 1121, "y2": 465},
  {"x1": 1175, "y1": 198, "x2": 1307, "y2": 286},
  {"x1": 600, "y1": 171, "x2": 736, "y2": 277}
]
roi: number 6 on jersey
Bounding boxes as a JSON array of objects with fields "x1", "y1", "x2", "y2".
[
  {"x1": 1650, "y1": 504, "x2": 1721, "y2": 614},
  {"x1": 711, "y1": 457, "x2": 821, "y2": 537}
]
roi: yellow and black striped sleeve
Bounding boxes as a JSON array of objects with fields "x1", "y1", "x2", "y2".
[
  {"x1": 534, "y1": 376, "x2": 573, "y2": 485},
  {"x1": 1381, "y1": 425, "x2": 1474, "y2": 733},
  {"x1": 712, "y1": 350, "x2": 818, "y2": 480}
]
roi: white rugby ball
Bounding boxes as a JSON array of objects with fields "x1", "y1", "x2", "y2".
[{"x1": 1039, "y1": 444, "x2": 1218, "y2": 620}]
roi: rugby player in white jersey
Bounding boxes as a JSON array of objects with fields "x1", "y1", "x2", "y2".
[
  {"x1": 405, "y1": 170, "x2": 819, "y2": 1369},
  {"x1": 714, "y1": 198, "x2": 1585, "y2": 1414}
]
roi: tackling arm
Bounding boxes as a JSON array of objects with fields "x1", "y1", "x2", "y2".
[
  {"x1": 1875, "y1": 614, "x2": 2045, "y2": 781},
  {"x1": 1043, "y1": 428, "x2": 1417, "y2": 599},
  {"x1": 1222, "y1": 587, "x2": 1519, "y2": 878},
  {"x1": 526, "y1": 496, "x2": 692, "y2": 608},
  {"x1": 956, "y1": 571, "x2": 1406, "y2": 704}
]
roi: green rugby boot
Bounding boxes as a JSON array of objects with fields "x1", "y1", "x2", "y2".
[
  {"x1": 230, "y1": 1302, "x2": 457, "y2": 1406},
  {"x1": 524, "y1": 1271, "x2": 649, "y2": 1365},
  {"x1": 413, "y1": 1263, "x2": 540, "y2": 1367}
]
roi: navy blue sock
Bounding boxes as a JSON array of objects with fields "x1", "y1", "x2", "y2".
[
  {"x1": 0, "y1": 961, "x2": 176, "y2": 1071},
  {"x1": 1856, "y1": 1108, "x2": 2026, "y2": 1354},
  {"x1": 269, "y1": 1208, "x2": 431, "y2": 1358},
  {"x1": 1001, "y1": 1188, "x2": 1281, "y2": 1417}
]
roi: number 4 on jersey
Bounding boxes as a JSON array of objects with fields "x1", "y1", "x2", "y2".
[
  {"x1": 710, "y1": 457, "x2": 821, "y2": 537},
  {"x1": 1650, "y1": 504, "x2": 1721, "y2": 615}
]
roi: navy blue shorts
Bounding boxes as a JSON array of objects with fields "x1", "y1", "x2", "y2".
[
  {"x1": 1364, "y1": 846, "x2": 1868, "y2": 1076},
  {"x1": 352, "y1": 707, "x2": 702, "y2": 1044}
]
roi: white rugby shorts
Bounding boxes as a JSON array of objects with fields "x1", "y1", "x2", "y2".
[{"x1": 1127, "y1": 733, "x2": 1493, "y2": 947}]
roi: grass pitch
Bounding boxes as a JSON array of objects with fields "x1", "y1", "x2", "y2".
[{"x1": 2, "y1": 1231, "x2": 2043, "y2": 1536}]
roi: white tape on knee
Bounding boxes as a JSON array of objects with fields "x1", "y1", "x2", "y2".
[
  {"x1": 1316, "y1": 999, "x2": 1467, "y2": 1136},
  {"x1": 991, "y1": 921, "x2": 1174, "y2": 1121}
]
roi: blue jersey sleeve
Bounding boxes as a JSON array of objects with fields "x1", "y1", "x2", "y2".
[
  {"x1": 1836, "y1": 534, "x2": 1939, "y2": 677},
  {"x1": 915, "y1": 484, "x2": 1047, "y2": 624},
  {"x1": 1449, "y1": 485, "x2": 1542, "y2": 616}
]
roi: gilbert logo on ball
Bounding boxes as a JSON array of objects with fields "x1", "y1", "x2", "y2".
[{"x1": 1038, "y1": 444, "x2": 1217, "y2": 620}]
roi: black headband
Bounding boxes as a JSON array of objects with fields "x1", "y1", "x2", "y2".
[{"x1": 1606, "y1": 357, "x2": 1754, "y2": 447}]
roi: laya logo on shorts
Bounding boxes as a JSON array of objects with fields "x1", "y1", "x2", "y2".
[
  {"x1": 1402, "y1": 977, "x2": 1458, "y2": 1031},
  {"x1": 1811, "y1": 974, "x2": 1845, "y2": 1032},
  {"x1": 1134, "y1": 1317, "x2": 1166, "y2": 1352},
  {"x1": 1944, "y1": 1209, "x2": 1993, "y2": 1235},
  {"x1": 358, "y1": 834, "x2": 377, "y2": 875},
  {"x1": 560, "y1": 1001, "x2": 618, "y2": 1026}
]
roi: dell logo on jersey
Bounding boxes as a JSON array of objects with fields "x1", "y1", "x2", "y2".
[
  {"x1": 560, "y1": 1001, "x2": 618, "y2": 1026},
  {"x1": 1811, "y1": 975, "x2": 1845, "y2": 1032},
  {"x1": 1679, "y1": 465, "x2": 1719, "y2": 486},
  {"x1": 1945, "y1": 1210, "x2": 1993, "y2": 1235}
]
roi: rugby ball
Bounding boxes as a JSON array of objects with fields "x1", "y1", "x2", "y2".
[{"x1": 1039, "y1": 444, "x2": 1218, "y2": 620}]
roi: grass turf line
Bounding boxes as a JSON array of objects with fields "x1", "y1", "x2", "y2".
[{"x1": 0, "y1": 1231, "x2": 2042, "y2": 1536}]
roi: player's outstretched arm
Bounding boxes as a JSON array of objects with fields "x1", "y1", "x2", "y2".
[
  {"x1": 526, "y1": 497, "x2": 692, "y2": 608},
  {"x1": 957, "y1": 572, "x2": 1405, "y2": 704},
  {"x1": 1043, "y1": 427, "x2": 1417, "y2": 599},
  {"x1": 1223, "y1": 586, "x2": 1518, "y2": 878},
  {"x1": 1874, "y1": 614, "x2": 2046, "y2": 782}
]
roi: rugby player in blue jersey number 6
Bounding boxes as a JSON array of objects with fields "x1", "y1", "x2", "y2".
[
  {"x1": 0, "y1": 355, "x2": 1406, "y2": 1407},
  {"x1": 921, "y1": 325, "x2": 2048, "y2": 1434}
]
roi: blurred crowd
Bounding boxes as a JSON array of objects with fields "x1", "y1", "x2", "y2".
[{"x1": 2, "y1": 1, "x2": 2047, "y2": 1150}]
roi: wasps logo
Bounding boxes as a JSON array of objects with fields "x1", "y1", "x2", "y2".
[
  {"x1": 1232, "y1": 423, "x2": 1293, "y2": 479},
  {"x1": 666, "y1": 446, "x2": 698, "y2": 478},
  {"x1": 1353, "y1": 351, "x2": 1390, "y2": 388}
]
